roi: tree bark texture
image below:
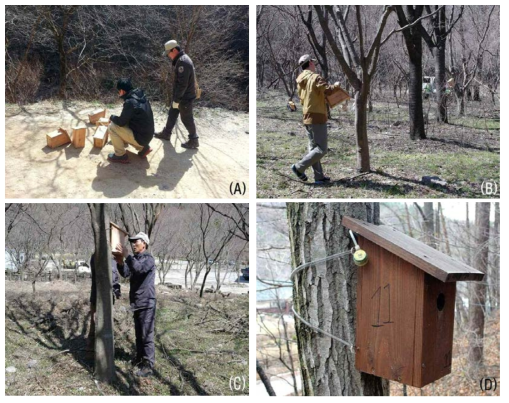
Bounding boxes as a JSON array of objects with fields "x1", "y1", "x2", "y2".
[
  {"x1": 89, "y1": 203, "x2": 116, "y2": 383},
  {"x1": 468, "y1": 202, "x2": 490, "y2": 373},
  {"x1": 491, "y1": 203, "x2": 499, "y2": 310},
  {"x1": 287, "y1": 202, "x2": 388, "y2": 396},
  {"x1": 354, "y1": 86, "x2": 371, "y2": 172}
]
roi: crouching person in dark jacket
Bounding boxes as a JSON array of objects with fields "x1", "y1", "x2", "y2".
[
  {"x1": 108, "y1": 78, "x2": 155, "y2": 164},
  {"x1": 113, "y1": 231, "x2": 156, "y2": 377}
]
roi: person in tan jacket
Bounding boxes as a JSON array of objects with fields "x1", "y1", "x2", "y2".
[{"x1": 291, "y1": 54, "x2": 342, "y2": 184}]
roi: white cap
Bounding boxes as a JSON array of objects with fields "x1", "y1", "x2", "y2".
[
  {"x1": 298, "y1": 54, "x2": 317, "y2": 66},
  {"x1": 129, "y1": 232, "x2": 150, "y2": 246},
  {"x1": 162, "y1": 40, "x2": 179, "y2": 56}
]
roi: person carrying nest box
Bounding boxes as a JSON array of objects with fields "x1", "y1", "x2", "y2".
[
  {"x1": 107, "y1": 78, "x2": 155, "y2": 164},
  {"x1": 291, "y1": 54, "x2": 346, "y2": 185},
  {"x1": 155, "y1": 39, "x2": 200, "y2": 149}
]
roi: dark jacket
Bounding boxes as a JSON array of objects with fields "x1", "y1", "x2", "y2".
[
  {"x1": 172, "y1": 51, "x2": 196, "y2": 104},
  {"x1": 90, "y1": 255, "x2": 121, "y2": 305},
  {"x1": 117, "y1": 251, "x2": 156, "y2": 310},
  {"x1": 110, "y1": 88, "x2": 154, "y2": 146}
]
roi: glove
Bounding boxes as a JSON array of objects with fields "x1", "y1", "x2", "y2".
[
  {"x1": 172, "y1": 102, "x2": 179, "y2": 109},
  {"x1": 334, "y1": 81, "x2": 340, "y2": 86}
]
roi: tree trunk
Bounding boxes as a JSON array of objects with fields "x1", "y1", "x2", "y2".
[
  {"x1": 199, "y1": 266, "x2": 212, "y2": 297},
  {"x1": 287, "y1": 202, "x2": 388, "y2": 396},
  {"x1": 434, "y1": 43, "x2": 448, "y2": 123},
  {"x1": 88, "y1": 203, "x2": 116, "y2": 383},
  {"x1": 396, "y1": 6, "x2": 426, "y2": 140},
  {"x1": 423, "y1": 202, "x2": 435, "y2": 248},
  {"x1": 491, "y1": 203, "x2": 499, "y2": 310},
  {"x1": 454, "y1": 88, "x2": 465, "y2": 116},
  {"x1": 355, "y1": 89, "x2": 371, "y2": 172},
  {"x1": 468, "y1": 202, "x2": 490, "y2": 375},
  {"x1": 257, "y1": 360, "x2": 276, "y2": 396},
  {"x1": 473, "y1": 55, "x2": 483, "y2": 101},
  {"x1": 408, "y1": 49, "x2": 426, "y2": 139}
]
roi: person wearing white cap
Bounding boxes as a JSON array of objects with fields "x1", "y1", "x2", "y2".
[
  {"x1": 113, "y1": 231, "x2": 156, "y2": 377},
  {"x1": 155, "y1": 39, "x2": 199, "y2": 149},
  {"x1": 291, "y1": 54, "x2": 343, "y2": 184}
]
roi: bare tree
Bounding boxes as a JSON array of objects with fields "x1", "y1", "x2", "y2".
[
  {"x1": 287, "y1": 202, "x2": 387, "y2": 395},
  {"x1": 468, "y1": 202, "x2": 490, "y2": 376},
  {"x1": 197, "y1": 205, "x2": 236, "y2": 297},
  {"x1": 88, "y1": 203, "x2": 116, "y2": 383},
  {"x1": 421, "y1": 6, "x2": 464, "y2": 123}
]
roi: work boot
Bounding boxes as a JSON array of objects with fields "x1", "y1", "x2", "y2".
[
  {"x1": 314, "y1": 176, "x2": 331, "y2": 185},
  {"x1": 181, "y1": 138, "x2": 199, "y2": 149},
  {"x1": 107, "y1": 153, "x2": 129, "y2": 164},
  {"x1": 134, "y1": 364, "x2": 153, "y2": 377},
  {"x1": 138, "y1": 145, "x2": 152, "y2": 158},
  {"x1": 154, "y1": 130, "x2": 171, "y2": 141},
  {"x1": 291, "y1": 164, "x2": 308, "y2": 182}
]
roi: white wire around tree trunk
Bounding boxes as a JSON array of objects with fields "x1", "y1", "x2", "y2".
[{"x1": 291, "y1": 249, "x2": 355, "y2": 350}]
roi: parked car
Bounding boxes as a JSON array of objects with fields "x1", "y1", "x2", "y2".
[{"x1": 77, "y1": 261, "x2": 91, "y2": 274}]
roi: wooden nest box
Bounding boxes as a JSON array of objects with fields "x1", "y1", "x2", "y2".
[
  {"x1": 93, "y1": 126, "x2": 109, "y2": 148},
  {"x1": 342, "y1": 216, "x2": 484, "y2": 388},
  {"x1": 326, "y1": 86, "x2": 351, "y2": 109},
  {"x1": 72, "y1": 126, "x2": 87, "y2": 148},
  {"x1": 88, "y1": 108, "x2": 107, "y2": 124},
  {"x1": 110, "y1": 222, "x2": 128, "y2": 253},
  {"x1": 46, "y1": 128, "x2": 71, "y2": 149},
  {"x1": 96, "y1": 117, "x2": 110, "y2": 127}
]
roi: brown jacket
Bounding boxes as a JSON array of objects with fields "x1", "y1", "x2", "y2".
[{"x1": 296, "y1": 69, "x2": 340, "y2": 124}]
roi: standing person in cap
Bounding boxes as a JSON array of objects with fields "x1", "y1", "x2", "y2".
[
  {"x1": 107, "y1": 78, "x2": 155, "y2": 164},
  {"x1": 113, "y1": 232, "x2": 156, "y2": 377},
  {"x1": 155, "y1": 40, "x2": 199, "y2": 149},
  {"x1": 291, "y1": 54, "x2": 343, "y2": 184}
]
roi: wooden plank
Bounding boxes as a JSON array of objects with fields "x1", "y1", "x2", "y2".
[
  {"x1": 355, "y1": 238, "x2": 420, "y2": 386},
  {"x1": 342, "y1": 216, "x2": 484, "y2": 282},
  {"x1": 88, "y1": 108, "x2": 106, "y2": 124},
  {"x1": 417, "y1": 275, "x2": 456, "y2": 387},
  {"x1": 110, "y1": 222, "x2": 128, "y2": 253},
  {"x1": 93, "y1": 126, "x2": 109, "y2": 148},
  {"x1": 46, "y1": 128, "x2": 71, "y2": 149},
  {"x1": 72, "y1": 126, "x2": 86, "y2": 148}
]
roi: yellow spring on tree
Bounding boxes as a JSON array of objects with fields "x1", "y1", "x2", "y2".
[{"x1": 349, "y1": 229, "x2": 369, "y2": 266}]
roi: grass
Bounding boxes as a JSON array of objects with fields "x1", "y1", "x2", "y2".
[
  {"x1": 256, "y1": 90, "x2": 500, "y2": 198},
  {"x1": 5, "y1": 281, "x2": 248, "y2": 396}
]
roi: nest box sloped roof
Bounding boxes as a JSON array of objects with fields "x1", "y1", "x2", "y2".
[{"x1": 342, "y1": 216, "x2": 484, "y2": 282}]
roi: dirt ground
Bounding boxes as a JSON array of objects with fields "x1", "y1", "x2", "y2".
[
  {"x1": 5, "y1": 280, "x2": 249, "y2": 395},
  {"x1": 5, "y1": 101, "x2": 249, "y2": 199}
]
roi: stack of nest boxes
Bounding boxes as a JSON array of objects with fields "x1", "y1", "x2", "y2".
[
  {"x1": 45, "y1": 108, "x2": 109, "y2": 149},
  {"x1": 89, "y1": 109, "x2": 109, "y2": 148}
]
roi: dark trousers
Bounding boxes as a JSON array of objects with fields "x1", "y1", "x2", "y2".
[
  {"x1": 134, "y1": 306, "x2": 156, "y2": 368},
  {"x1": 163, "y1": 101, "x2": 198, "y2": 139}
]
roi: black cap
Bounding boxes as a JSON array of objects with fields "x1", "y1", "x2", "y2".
[{"x1": 117, "y1": 78, "x2": 133, "y2": 92}]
